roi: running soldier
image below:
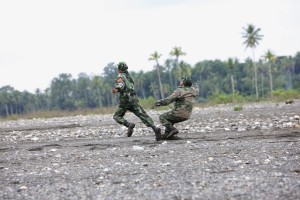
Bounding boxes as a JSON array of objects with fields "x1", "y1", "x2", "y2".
[{"x1": 112, "y1": 62, "x2": 161, "y2": 141}]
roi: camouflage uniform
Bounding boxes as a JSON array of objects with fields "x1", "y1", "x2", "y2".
[
  {"x1": 112, "y1": 62, "x2": 161, "y2": 141},
  {"x1": 156, "y1": 81, "x2": 198, "y2": 138},
  {"x1": 113, "y1": 72, "x2": 155, "y2": 127}
]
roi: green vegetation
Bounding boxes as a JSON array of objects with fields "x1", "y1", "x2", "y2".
[
  {"x1": 139, "y1": 96, "x2": 156, "y2": 109},
  {"x1": 209, "y1": 92, "x2": 244, "y2": 105},
  {"x1": 1, "y1": 26, "x2": 300, "y2": 121},
  {"x1": 234, "y1": 105, "x2": 243, "y2": 112},
  {"x1": 272, "y1": 89, "x2": 300, "y2": 101}
]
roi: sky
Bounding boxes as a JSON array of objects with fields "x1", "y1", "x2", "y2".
[{"x1": 0, "y1": 0, "x2": 299, "y2": 93}]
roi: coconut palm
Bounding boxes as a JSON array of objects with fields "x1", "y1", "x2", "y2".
[
  {"x1": 226, "y1": 58, "x2": 237, "y2": 102},
  {"x1": 170, "y1": 46, "x2": 186, "y2": 81},
  {"x1": 242, "y1": 24, "x2": 263, "y2": 100},
  {"x1": 91, "y1": 75, "x2": 103, "y2": 108},
  {"x1": 149, "y1": 51, "x2": 164, "y2": 99},
  {"x1": 280, "y1": 56, "x2": 295, "y2": 89},
  {"x1": 131, "y1": 71, "x2": 146, "y2": 98},
  {"x1": 262, "y1": 50, "x2": 276, "y2": 99},
  {"x1": 164, "y1": 58, "x2": 174, "y2": 89}
]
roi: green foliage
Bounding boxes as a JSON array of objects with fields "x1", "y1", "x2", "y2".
[
  {"x1": 272, "y1": 89, "x2": 300, "y2": 101},
  {"x1": 234, "y1": 105, "x2": 243, "y2": 111},
  {"x1": 209, "y1": 92, "x2": 244, "y2": 105},
  {"x1": 1, "y1": 49, "x2": 300, "y2": 118},
  {"x1": 0, "y1": 107, "x2": 116, "y2": 121},
  {"x1": 139, "y1": 96, "x2": 156, "y2": 109}
]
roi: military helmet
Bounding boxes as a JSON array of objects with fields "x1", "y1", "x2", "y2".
[
  {"x1": 182, "y1": 77, "x2": 192, "y2": 86},
  {"x1": 118, "y1": 62, "x2": 128, "y2": 71}
]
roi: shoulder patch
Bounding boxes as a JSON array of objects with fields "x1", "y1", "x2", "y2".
[{"x1": 172, "y1": 91, "x2": 181, "y2": 97}]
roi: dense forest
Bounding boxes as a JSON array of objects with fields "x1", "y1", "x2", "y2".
[
  {"x1": 1, "y1": 24, "x2": 300, "y2": 117},
  {"x1": 1, "y1": 49, "x2": 300, "y2": 117}
]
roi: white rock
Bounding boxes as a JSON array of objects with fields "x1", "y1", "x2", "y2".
[
  {"x1": 205, "y1": 126, "x2": 213, "y2": 132},
  {"x1": 162, "y1": 162, "x2": 171, "y2": 166},
  {"x1": 133, "y1": 146, "x2": 144, "y2": 151},
  {"x1": 19, "y1": 186, "x2": 28, "y2": 190},
  {"x1": 31, "y1": 136, "x2": 39, "y2": 141},
  {"x1": 264, "y1": 159, "x2": 271, "y2": 164},
  {"x1": 200, "y1": 128, "x2": 206, "y2": 133}
]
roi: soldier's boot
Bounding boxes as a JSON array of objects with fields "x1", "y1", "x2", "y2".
[
  {"x1": 165, "y1": 127, "x2": 179, "y2": 139},
  {"x1": 125, "y1": 122, "x2": 135, "y2": 137},
  {"x1": 151, "y1": 125, "x2": 161, "y2": 141},
  {"x1": 162, "y1": 128, "x2": 180, "y2": 140},
  {"x1": 161, "y1": 128, "x2": 171, "y2": 140}
]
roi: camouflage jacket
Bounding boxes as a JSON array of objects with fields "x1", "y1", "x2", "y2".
[
  {"x1": 157, "y1": 85, "x2": 199, "y2": 118},
  {"x1": 114, "y1": 72, "x2": 138, "y2": 105}
]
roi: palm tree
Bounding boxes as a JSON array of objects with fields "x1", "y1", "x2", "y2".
[
  {"x1": 149, "y1": 82, "x2": 159, "y2": 99},
  {"x1": 179, "y1": 61, "x2": 192, "y2": 78},
  {"x1": 242, "y1": 24, "x2": 263, "y2": 100},
  {"x1": 262, "y1": 50, "x2": 276, "y2": 99},
  {"x1": 170, "y1": 46, "x2": 186, "y2": 81},
  {"x1": 164, "y1": 58, "x2": 174, "y2": 89},
  {"x1": 280, "y1": 56, "x2": 295, "y2": 89},
  {"x1": 226, "y1": 58, "x2": 237, "y2": 102},
  {"x1": 149, "y1": 51, "x2": 164, "y2": 99},
  {"x1": 91, "y1": 75, "x2": 103, "y2": 108},
  {"x1": 134, "y1": 71, "x2": 146, "y2": 98}
]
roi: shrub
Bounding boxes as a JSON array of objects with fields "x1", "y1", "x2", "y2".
[
  {"x1": 234, "y1": 105, "x2": 243, "y2": 111},
  {"x1": 272, "y1": 89, "x2": 300, "y2": 101},
  {"x1": 139, "y1": 96, "x2": 156, "y2": 109},
  {"x1": 209, "y1": 92, "x2": 244, "y2": 105}
]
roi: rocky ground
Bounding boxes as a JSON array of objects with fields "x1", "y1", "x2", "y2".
[{"x1": 0, "y1": 101, "x2": 299, "y2": 200}]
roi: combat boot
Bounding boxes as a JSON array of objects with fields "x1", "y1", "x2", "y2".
[
  {"x1": 165, "y1": 127, "x2": 179, "y2": 139},
  {"x1": 166, "y1": 135, "x2": 181, "y2": 140},
  {"x1": 162, "y1": 128, "x2": 180, "y2": 140},
  {"x1": 154, "y1": 127, "x2": 161, "y2": 141},
  {"x1": 161, "y1": 129, "x2": 170, "y2": 140},
  {"x1": 126, "y1": 123, "x2": 135, "y2": 137},
  {"x1": 151, "y1": 125, "x2": 161, "y2": 141}
]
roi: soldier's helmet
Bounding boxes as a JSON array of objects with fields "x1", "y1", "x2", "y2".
[
  {"x1": 182, "y1": 77, "x2": 192, "y2": 87},
  {"x1": 118, "y1": 62, "x2": 128, "y2": 71}
]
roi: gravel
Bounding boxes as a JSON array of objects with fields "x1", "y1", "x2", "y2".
[{"x1": 0, "y1": 101, "x2": 299, "y2": 199}]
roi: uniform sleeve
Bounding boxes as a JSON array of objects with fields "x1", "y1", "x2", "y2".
[{"x1": 157, "y1": 90, "x2": 181, "y2": 106}]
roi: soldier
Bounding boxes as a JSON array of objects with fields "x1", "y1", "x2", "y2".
[
  {"x1": 155, "y1": 77, "x2": 198, "y2": 140},
  {"x1": 112, "y1": 62, "x2": 162, "y2": 141}
]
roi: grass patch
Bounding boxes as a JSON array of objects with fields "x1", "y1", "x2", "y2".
[
  {"x1": 0, "y1": 107, "x2": 117, "y2": 121},
  {"x1": 234, "y1": 105, "x2": 243, "y2": 111}
]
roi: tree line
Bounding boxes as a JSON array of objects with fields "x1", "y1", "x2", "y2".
[{"x1": 1, "y1": 24, "x2": 300, "y2": 117}]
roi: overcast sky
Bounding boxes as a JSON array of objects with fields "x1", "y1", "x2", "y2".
[{"x1": 1, "y1": 0, "x2": 299, "y2": 93}]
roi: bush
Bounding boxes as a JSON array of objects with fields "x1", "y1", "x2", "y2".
[
  {"x1": 272, "y1": 89, "x2": 300, "y2": 101},
  {"x1": 209, "y1": 92, "x2": 244, "y2": 105},
  {"x1": 234, "y1": 105, "x2": 243, "y2": 111},
  {"x1": 139, "y1": 96, "x2": 156, "y2": 109}
]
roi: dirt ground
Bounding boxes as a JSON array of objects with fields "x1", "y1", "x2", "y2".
[{"x1": 0, "y1": 101, "x2": 299, "y2": 200}]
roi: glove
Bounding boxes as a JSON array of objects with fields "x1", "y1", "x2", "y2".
[{"x1": 155, "y1": 101, "x2": 161, "y2": 107}]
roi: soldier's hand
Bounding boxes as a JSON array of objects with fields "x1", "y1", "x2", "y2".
[{"x1": 112, "y1": 88, "x2": 119, "y2": 93}]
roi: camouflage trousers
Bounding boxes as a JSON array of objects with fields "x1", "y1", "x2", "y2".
[
  {"x1": 159, "y1": 111, "x2": 188, "y2": 132},
  {"x1": 113, "y1": 102, "x2": 154, "y2": 127}
]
